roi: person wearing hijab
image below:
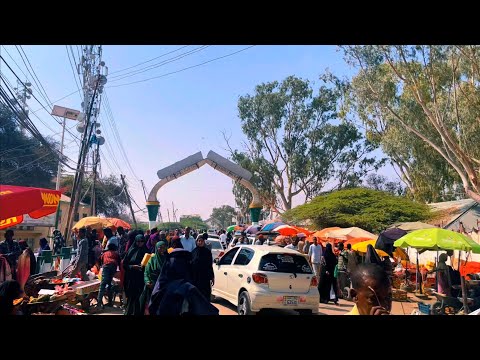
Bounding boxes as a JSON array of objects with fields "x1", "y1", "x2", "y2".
[
  {"x1": 18, "y1": 240, "x2": 36, "y2": 276},
  {"x1": 0, "y1": 280, "x2": 23, "y2": 316},
  {"x1": 38, "y1": 238, "x2": 50, "y2": 257},
  {"x1": 139, "y1": 241, "x2": 167, "y2": 314},
  {"x1": 148, "y1": 238, "x2": 194, "y2": 315},
  {"x1": 191, "y1": 235, "x2": 215, "y2": 301},
  {"x1": 123, "y1": 234, "x2": 149, "y2": 315},
  {"x1": 16, "y1": 241, "x2": 36, "y2": 291},
  {"x1": 146, "y1": 232, "x2": 160, "y2": 253},
  {"x1": 319, "y1": 243, "x2": 339, "y2": 305},
  {"x1": 124, "y1": 230, "x2": 137, "y2": 255},
  {"x1": 52, "y1": 229, "x2": 66, "y2": 255},
  {"x1": 435, "y1": 253, "x2": 452, "y2": 296}
]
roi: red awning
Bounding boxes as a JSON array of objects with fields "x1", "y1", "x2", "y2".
[{"x1": 0, "y1": 185, "x2": 61, "y2": 229}]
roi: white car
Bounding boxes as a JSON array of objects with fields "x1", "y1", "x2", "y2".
[
  {"x1": 205, "y1": 238, "x2": 225, "y2": 261},
  {"x1": 212, "y1": 245, "x2": 319, "y2": 315},
  {"x1": 207, "y1": 229, "x2": 217, "y2": 235}
]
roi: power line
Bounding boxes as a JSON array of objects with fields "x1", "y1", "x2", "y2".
[
  {"x1": 18, "y1": 46, "x2": 54, "y2": 105},
  {"x1": 108, "y1": 45, "x2": 210, "y2": 82},
  {"x1": 109, "y1": 45, "x2": 189, "y2": 75},
  {"x1": 65, "y1": 45, "x2": 83, "y2": 102},
  {"x1": 108, "y1": 46, "x2": 256, "y2": 89},
  {"x1": 0, "y1": 70, "x2": 79, "y2": 171}
]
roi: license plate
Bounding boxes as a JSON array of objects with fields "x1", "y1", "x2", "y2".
[{"x1": 283, "y1": 296, "x2": 298, "y2": 306}]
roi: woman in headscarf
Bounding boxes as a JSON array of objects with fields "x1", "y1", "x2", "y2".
[
  {"x1": 435, "y1": 253, "x2": 452, "y2": 296},
  {"x1": 52, "y1": 229, "x2": 66, "y2": 255},
  {"x1": 319, "y1": 243, "x2": 339, "y2": 305},
  {"x1": 148, "y1": 238, "x2": 193, "y2": 315},
  {"x1": 146, "y1": 232, "x2": 160, "y2": 253},
  {"x1": 0, "y1": 280, "x2": 23, "y2": 316},
  {"x1": 123, "y1": 234, "x2": 149, "y2": 315},
  {"x1": 139, "y1": 240, "x2": 167, "y2": 314},
  {"x1": 124, "y1": 230, "x2": 137, "y2": 255},
  {"x1": 16, "y1": 241, "x2": 36, "y2": 291},
  {"x1": 191, "y1": 235, "x2": 215, "y2": 301},
  {"x1": 38, "y1": 238, "x2": 50, "y2": 257}
]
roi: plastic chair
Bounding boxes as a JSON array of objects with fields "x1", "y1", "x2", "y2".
[
  {"x1": 38, "y1": 250, "x2": 53, "y2": 273},
  {"x1": 59, "y1": 247, "x2": 73, "y2": 272}
]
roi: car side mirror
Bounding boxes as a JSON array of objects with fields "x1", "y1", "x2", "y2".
[{"x1": 214, "y1": 258, "x2": 219, "y2": 265}]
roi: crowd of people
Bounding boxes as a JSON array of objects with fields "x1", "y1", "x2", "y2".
[{"x1": 0, "y1": 224, "x2": 398, "y2": 316}]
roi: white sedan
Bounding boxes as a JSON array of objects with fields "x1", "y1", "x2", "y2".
[{"x1": 212, "y1": 245, "x2": 319, "y2": 315}]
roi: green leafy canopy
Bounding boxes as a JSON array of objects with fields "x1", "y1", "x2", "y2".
[{"x1": 283, "y1": 188, "x2": 432, "y2": 233}]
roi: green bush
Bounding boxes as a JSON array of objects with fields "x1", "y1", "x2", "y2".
[{"x1": 283, "y1": 188, "x2": 432, "y2": 233}]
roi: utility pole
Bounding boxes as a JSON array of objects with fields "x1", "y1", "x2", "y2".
[
  {"x1": 121, "y1": 174, "x2": 137, "y2": 229},
  {"x1": 90, "y1": 143, "x2": 99, "y2": 216},
  {"x1": 64, "y1": 45, "x2": 108, "y2": 242}
]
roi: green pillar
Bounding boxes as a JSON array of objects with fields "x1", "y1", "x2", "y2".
[
  {"x1": 146, "y1": 201, "x2": 159, "y2": 228},
  {"x1": 249, "y1": 206, "x2": 262, "y2": 224}
]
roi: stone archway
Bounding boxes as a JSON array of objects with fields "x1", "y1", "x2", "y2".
[{"x1": 146, "y1": 151, "x2": 262, "y2": 228}]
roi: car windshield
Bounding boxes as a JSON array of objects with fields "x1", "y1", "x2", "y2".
[
  {"x1": 258, "y1": 253, "x2": 312, "y2": 274},
  {"x1": 206, "y1": 241, "x2": 223, "y2": 249}
]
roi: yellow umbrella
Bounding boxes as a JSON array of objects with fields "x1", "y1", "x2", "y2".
[
  {"x1": 72, "y1": 216, "x2": 114, "y2": 230},
  {"x1": 351, "y1": 239, "x2": 409, "y2": 260},
  {"x1": 352, "y1": 239, "x2": 389, "y2": 257}
]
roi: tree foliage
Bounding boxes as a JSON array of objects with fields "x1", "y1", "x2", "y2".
[
  {"x1": 179, "y1": 215, "x2": 207, "y2": 230},
  {"x1": 229, "y1": 150, "x2": 275, "y2": 220},
  {"x1": 231, "y1": 75, "x2": 383, "y2": 213},
  {"x1": 283, "y1": 188, "x2": 432, "y2": 233},
  {"x1": 210, "y1": 205, "x2": 236, "y2": 229},
  {"x1": 363, "y1": 174, "x2": 406, "y2": 196},
  {"x1": 0, "y1": 102, "x2": 59, "y2": 188},
  {"x1": 61, "y1": 174, "x2": 129, "y2": 218},
  {"x1": 342, "y1": 45, "x2": 480, "y2": 203}
]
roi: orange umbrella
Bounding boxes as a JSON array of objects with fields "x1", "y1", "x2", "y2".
[
  {"x1": 273, "y1": 225, "x2": 299, "y2": 236},
  {"x1": 310, "y1": 227, "x2": 342, "y2": 239},
  {"x1": 0, "y1": 185, "x2": 61, "y2": 229},
  {"x1": 106, "y1": 218, "x2": 131, "y2": 229},
  {"x1": 293, "y1": 226, "x2": 314, "y2": 236}
]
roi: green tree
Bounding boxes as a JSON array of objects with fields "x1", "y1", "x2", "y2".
[
  {"x1": 61, "y1": 174, "x2": 129, "y2": 217},
  {"x1": 342, "y1": 45, "x2": 480, "y2": 203},
  {"x1": 364, "y1": 174, "x2": 406, "y2": 196},
  {"x1": 179, "y1": 215, "x2": 207, "y2": 230},
  {"x1": 232, "y1": 75, "x2": 383, "y2": 214},
  {"x1": 283, "y1": 188, "x2": 432, "y2": 233},
  {"x1": 154, "y1": 222, "x2": 182, "y2": 231},
  {"x1": 0, "y1": 102, "x2": 59, "y2": 188},
  {"x1": 227, "y1": 150, "x2": 276, "y2": 221},
  {"x1": 210, "y1": 205, "x2": 236, "y2": 229}
]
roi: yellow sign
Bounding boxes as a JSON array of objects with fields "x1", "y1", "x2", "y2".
[
  {"x1": 41, "y1": 192, "x2": 60, "y2": 206},
  {"x1": 0, "y1": 216, "x2": 22, "y2": 230}
]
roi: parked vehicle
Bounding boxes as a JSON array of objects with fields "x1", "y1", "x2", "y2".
[{"x1": 212, "y1": 245, "x2": 319, "y2": 315}]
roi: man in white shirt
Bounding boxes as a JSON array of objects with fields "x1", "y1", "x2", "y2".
[
  {"x1": 308, "y1": 237, "x2": 323, "y2": 278},
  {"x1": 180, "y1": 227, "x2": 196, "y2": 252},
  {"x1": 219, "y1": 230, "x2": 227, "y2": 248}
]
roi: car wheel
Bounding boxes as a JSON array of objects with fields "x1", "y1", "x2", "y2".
[
  {"x1": 238, "y1": 291, "x2": 254, "y2": 315},
  {"x1": 297, "y1": 309, "x2": 313, "y2": 315}
]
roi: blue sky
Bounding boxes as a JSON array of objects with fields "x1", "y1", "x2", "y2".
[{"x1": 1, "y1": 45, "x2": 396, "y2": 221}]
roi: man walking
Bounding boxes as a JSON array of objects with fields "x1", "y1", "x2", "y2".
[
  {"x1": 307, "y1": 237, "x2": 323, "y2": 279},
  {"x1": 180, "y1": 227, "x2": 196, "y2": 252}
]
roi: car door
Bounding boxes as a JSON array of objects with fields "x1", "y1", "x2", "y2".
[
  {"x1": 213, "y1": 247, "x2": 240, "y2": 300},
  {"x1": 228, "y1": 247, "x2": 255, "y2": 302}
]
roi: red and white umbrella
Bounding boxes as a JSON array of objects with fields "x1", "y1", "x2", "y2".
[{"x1": 0, "y1": 185, "x2": 61, "y2": 229}]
